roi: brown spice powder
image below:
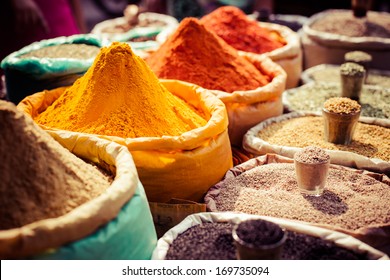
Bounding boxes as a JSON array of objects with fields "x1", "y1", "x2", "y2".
[
  {"x1": 0, "y1": 101, "x2": 112, "y2": 230},
  {"x1": 214, "y1": 163, "x2": 390, "y2": 230},
  {"x1": 257, "y1": 116, "x2": 390, "y2": 161}
]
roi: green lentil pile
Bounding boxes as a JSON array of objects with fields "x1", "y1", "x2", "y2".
[
  {"x1": 257, "y1": 116, "x2": 390, "y2": 161},
  {"x1": 19, "y1": 44, "x2": 100, "y2": 59},
  {"x1": 284, "y1": 83, "x2": 390, "y2": 119}
]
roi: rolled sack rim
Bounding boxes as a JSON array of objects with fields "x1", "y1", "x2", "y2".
[
  {"x1": 17, "y1": 79, "x2": 230, "y2": 151},
  {"x1": 303, "y1": 9, "x2": 390, "y2": 49},
  {"x1": 211, "y1": 54, "x2": 287, "y2": 104},
  {"x1": 152, "y1": 211, "x2": 389, "y2": 260},
  {"x1": 0, "y1": 34, "x2": 106, "y2": 79},
  {"x1": 242, "y1": 111, "x2": 390, "y2": 175},
  {"x1": 0, "y1": 135, "x2": 138, "y2": 259}
]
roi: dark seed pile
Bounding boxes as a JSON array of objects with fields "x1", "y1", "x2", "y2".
[
  {"x1": 235, "y1": 219, "x2": 284, "y2": 247},
  {"x1": 165, "y1": 222, "x2": 368, "y2": 260}
]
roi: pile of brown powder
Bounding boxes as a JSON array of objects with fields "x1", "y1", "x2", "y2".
[
  {"x1": 310, "y1": 11, "x2": 390, "y2": 38},
  {"x1": 257, "y1": 116, "x2": 390, "y2": 161},
  {"x1": 213, "y1": 163, "x2": 390, "y2": 230},
  {"x1": 0, "y1": 101, "x2": 112, "y2": 230}
]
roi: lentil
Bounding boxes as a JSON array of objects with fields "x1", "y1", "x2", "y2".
[
  {"x1": 213, "y1": 163, "x2": 390, "y2": 230},
  {"x1": 18, "y1": 44, "x2": 100, "y2": 59},
  {"x1": 324, "y1": 97, "x2": 361, "y2": 114},
  {"x1": 257, "y1": 116, "x2": 390, "y2": 161},
  {"x1": 0, "y1": 101, "x2": 112, "y2": 230},
  {"x1": 310, "y1": 11, "x2": 390, "y2": 38},
  {"x1": 294, "y1": 146, "x2": 330, "y2": 164},
  {"x1": 285, "y1": 83, "x2": 390, "y2": 119},
  {"x1": 165, "y1": 222, "x2": 368, "y2": 259}
]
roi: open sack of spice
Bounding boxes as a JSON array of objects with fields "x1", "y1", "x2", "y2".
[
  {"x1": 91, "y1": 4, "x2": 178, "y2": 48},
  {"x1": 146, "y1": 17, "x2": 286, "y2": 146},
  {"x1": 283, "y1": 82, "x2": 390, "y2": 120},
  {"x1": 152, "y1": 212, "x2": 388, "y2": 260},
  {"x1": 301, "y1": 9, "x2": 390, "y2": 70},
  {"x1": 1, "y1": 34, "x2": 104, "y2": 104},
  {"x1": 0, "y1": 101, "x2": 156, "y2": 259},
  {"x1": 17, "y1": 42, "x2": 232, "y2": 207},
  {"x1": 204, "y1": 153, "x2": 390, "y2": 255},
  {"x1": 243, "y1": 111, "x2": 390, "y2": 175}
]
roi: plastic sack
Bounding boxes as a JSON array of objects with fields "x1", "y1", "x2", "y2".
[
  {"x1": 91, "y1": 13, "x2": 178, "y2": 45},
  {"x1": 0, "y1": 134, "x2": 157, "y2": 259},
  {"x1": 152, "y1": 212, "x2": 388, "y2": 260},
  {"x1": 204, "y1": 154, "x2": 390, "y2": 255},
  {"x1": 243, "y1": 112, "x2": 390, "y2": 175},
  {"x1": 1, "y1": 34, "x2": 104, "y2": 104},
  {"x1": 17, "y1": 79, "x2": 232, "y2": 204},
  {"x1": 301, "y1": 10, "x2": 390, "y2": 70}
]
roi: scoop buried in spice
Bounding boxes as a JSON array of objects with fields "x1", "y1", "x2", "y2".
[
  {"x1": 294, "y1": 146, "x2": 330, "y2": 197},
  {"x1": 232, "y1": 219, "x2": 287, "y2": 260},
  {"x1": 323, "y1": 97, "x2": 361, "y2": 145}
]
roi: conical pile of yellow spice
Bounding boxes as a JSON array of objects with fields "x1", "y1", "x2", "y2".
[{"x1": 36, "y1": 42, "x2": 207, "y2": 138}]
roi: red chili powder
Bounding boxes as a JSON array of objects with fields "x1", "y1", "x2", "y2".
[
  {"x1": 200, "y1": 6, "x2": 285, "y2": 54},
  {"x1": 146, "y1": 18, "x2": 270, "y2": 93}
]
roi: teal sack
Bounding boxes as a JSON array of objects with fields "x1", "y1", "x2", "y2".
[
  {"x1": 1, "y1": 34, "x2": 104, "y2": 104},
  {"x1": 33, "y1": 182, "x2": 157, "y2": 260}
]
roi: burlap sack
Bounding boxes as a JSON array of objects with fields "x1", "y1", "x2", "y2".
[
  {"x1": 0, "y1": 135, "x2": 156, "y2": 259},
  {"x1": 239, "y1": 21, "x2": 302, "y2": 89},
  {"x1": 301, "y1": 10, "x2": 390, "y2": 70},
  {"x1": 17, "y1": 80, "x2": 232, "y2": 204},
  {"x1": 152, "y1": 212, "x2": 388, "y2": 260},
  {"x1": 204, "y1": 154, "x2": 390, "y2": 255},
  {"x1": 243, "y1": 112, "x2": 390, "y2": 175}
]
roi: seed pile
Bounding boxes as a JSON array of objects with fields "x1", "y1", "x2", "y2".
[
  {"x1": 0, "y1": 101, "x2": 112, "y2": 230},
  {"x1": 309, "y1": 68, "x2": 390, "y2": 87},
  {"x1": 165, "y1": 223, "x2": 236, "y2": 260},
  {"x1": 344, "y1": 51, "x2": 372, "y2": 64},
  {"x1": 284, "y1": 84, "x2": 390, "y2": 119},
  {"x1": 165, "y1": 222, "x2": 368, "y2": 260},
  {"x1": 310, "y1": 11, "x2": 390, "y2": 38},
  {"x1": 340, "y1": 63, "x2": 365, "y2": 77},
  {"x1": 213, "y1": 163, "x2": 390, "y2": 230},
  {"x1": 324, "y1": 97, "x2": 361, "y2": 114},
  {"x1": 257, "y1": 116, "x2": 390, "y2": 161},
  {"x1": 102, "y1": 18, "x2": 166, "y2": 34},
  {"x1": 235, "y1": 219, "x2": 284, "y2": 246},
  {"x1": 294, "y1": 146, "x2": 330, "y2": 164},
  {"x1": 18, "y1": 44, "x2": 100, "y2": 59}
]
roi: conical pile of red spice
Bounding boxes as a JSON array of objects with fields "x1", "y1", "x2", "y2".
[
  {"x1": 146, "y1": 18, "x2": 270, "y2": 93},
  {"x1": 201, "y1": 6, "x2": 285, "y2": 54}
]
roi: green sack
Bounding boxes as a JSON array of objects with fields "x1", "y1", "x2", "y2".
[
  {"x1": 1, "y1": 34, "x2": 105, "y2": 104},
  {"x1": 33, "y1": 182, "x2": 157, "y2": 260}
]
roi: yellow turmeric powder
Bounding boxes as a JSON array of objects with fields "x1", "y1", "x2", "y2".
[{"x1": 35, "y1": 42, "x2": 207, "y2": 138}]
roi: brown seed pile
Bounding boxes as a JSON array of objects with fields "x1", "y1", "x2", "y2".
[
  {"x1": 324, "y1": 97, "x2": 361, "y2": 114},
  {"x1": 18, "y1": 44, "x2": 100, "y2": 60},
  {"x1": 344, "y1": 51, "x2": 372, "y2": 63},
  {"x1": 213, "y1": 163, "x2": 390, "y2": 230},
  {"x1": 294, "y1": 146, "x2": 330, "y2": 164},
  {"x1": 165, "y1": 222, "x2": 368, "y2": 260},
  {"x1": 340, "y1": 63, "x2": 365, "y2": 77},
  {"x1": 310, "y1": 11, "x2": 390, "y2": 38},
  {"x1": 285, "y1": 83, "x2": 390, "y2": 119},
  {"x1": 257, "y1": 116, "x2": 390, "y2": 161},
  {"x1": 0, "y1": 101, "x2": 112, "y2": 230}
]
